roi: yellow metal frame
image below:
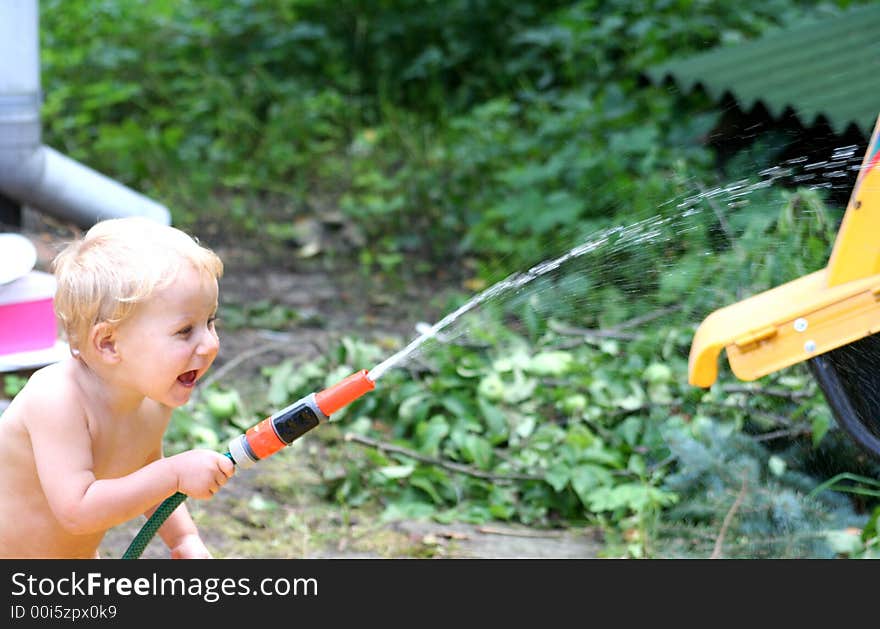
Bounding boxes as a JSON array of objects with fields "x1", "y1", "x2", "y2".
[{"x1": 689, "y1": 114, "x2": 880, "y2": 388}]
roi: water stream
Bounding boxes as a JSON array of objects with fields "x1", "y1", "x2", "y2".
[{"x1": 366, "y1": 144, "x2": 867, "y2": 384}]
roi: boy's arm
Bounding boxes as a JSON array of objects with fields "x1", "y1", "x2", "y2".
[
  {"x1": 143, "y1": 501, "x2": 212, "y2": 559},
  {"x1": 27, "y1": 396, "x2": 176, "y2": 534},
  {"x1": 26, "y1": 385, "x2": 229, "y2": 536},
  {"x1": 145, "y1": 448, "x2": 213, "y2": 559}
]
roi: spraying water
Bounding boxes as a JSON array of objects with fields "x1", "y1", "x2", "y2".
[
  {"x1": 366, "y1": 144, "x2": 867, "y2": 386},
  {"x1": 368, "y1": 232, "x2": 613, "y2": 381},
  {"x1": 360, "y1": 143, "x2": 876, "y2": 559}
]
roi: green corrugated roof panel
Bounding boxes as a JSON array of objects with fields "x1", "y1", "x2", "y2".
[{"x1": 646, "y1": 4, "x2": 880, "y2": 136}]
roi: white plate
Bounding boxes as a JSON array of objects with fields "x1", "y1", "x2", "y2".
[
  {"x1": 0, "y1": 233, "x2": 38, "y2": 284},
  {"x1": 0, "y1": 339, "x2": 69, "y2": 373}
]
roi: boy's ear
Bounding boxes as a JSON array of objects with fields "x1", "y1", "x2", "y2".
[{"x1": 90, "y1": 322, "x2": 120, "y2": 363}]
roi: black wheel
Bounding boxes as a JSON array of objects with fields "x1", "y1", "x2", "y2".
[{"x1": 809, "y1": 333, "x2": 880, "y2": 460}]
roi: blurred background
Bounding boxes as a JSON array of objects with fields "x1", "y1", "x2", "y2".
[{"x1": 2, "y1": 0, "x2": 879, "y2": 558}]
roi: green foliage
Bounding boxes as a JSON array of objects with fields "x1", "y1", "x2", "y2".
[
  {"x1": 141, "y1": 180, "x2": 879, "y2": 557},
  {"x1": 41, "y1": 0, "x2": 879, "y2": 556},
  {"x1": 164, "y1": 382, "x2": 254, "y2": 454},
  {"x1": 656, "y1": 416, "x2": 860, "y2": 558},
  {"x1": 164, "y1": 190, "x2": 876, "y2": 556},
  {"x1": 807, "y1": 474, "x2": 880, "y2": 558},
  {"x1": 39, "y1": 0, "x2": 862, "y2": 267},
  {"x1": 3, "y1": 374, "x2": 28, "y2": 398},
  {"x1": 218, "y1": 300, "x2": 303, "y2": 331}
]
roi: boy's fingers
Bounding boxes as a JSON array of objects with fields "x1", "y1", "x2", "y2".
[{"x1": 218, "y1": 457, "x2": 234, "y2": 477}]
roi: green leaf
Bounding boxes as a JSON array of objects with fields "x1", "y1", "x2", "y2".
[
  {"x1": 643, "y1": 362, "x2": 672, "y2": 383},
  {"x1": 768, "y1": 455, "x2": 787, "y2": 477},
  {"x1": 378, "y1": 465, "x2": 415, "y2": 480},
  {"x1": 399, "y1": 394, "x2": 431, "y2": 424},
  {"x1": 266, "y1": 360, "x2": 295, "y2": 407},
  {"x1": 614, "y1": 394, "x2": 643, "y2": 411},
  {"x1": 187, "y1": 425, "x2": 220, "y2": 449},
  {"x1": 586, "y1": 483, "x2": 677, "y2": 514},
  {"x1": 570, "y1": 464, "x2": 613, "y2": 504},
  {"x1": 416, "y1": 415, "x2": 450, "y2": 456},
  {"x1": 248, "y1": 494, "x2": 278, "y2": 512},
  {"x1": 409, "y1": 475, "x2": 444, "y2": 505},
  {"x1": 559, "y1": 393, "x2": 587, "y2": 414},
  {"x1": 381, "y1": 502, "x2": 437, "y2": 522},
  {"x1": 612, "y1": 381, "x2": 645, "y2": 410},
  {"x1": 441, "y1": 395, "x2": 471, "y2": 419},
  {"x1": 512, "y1": 414, "x2": 537, "y2": 440},
  {"x1": 811, "y1": 408, "x2": 832, "y2": 448},
  {"x1": 580, "y1": 444, "x2": 624, "y2": 468},
  {"x1": 204, "y1": 389, "x2": 240, "y2": 420},
  {"x1": 544, "y1": 464, "x2": 571, "y2": 492},
  {"x1": 617, "y1": 416, "x2": 642, "y2": 447},
  {"x1": 564, "y1": 424, "x2": 595, "y2": 450},
  {"x1": 502, "y1": 371, "x2": 537, "y2": 404},
  {"x1": 492, "y1": 351, "x2": 530, "y2": 373},
  {"x1": 478, "y1": 398, "x2": 510, "y2": 445},
  {"x1": 477, "y1": 373, "x2": 505, "y2": 401},
  {"x1": 3, "y1": 374, "x2": 27, "y2": 397},
  {"x1": 647, "y1": 382, "x2": 673, "y2": 404},
  {"x1": 460, "y1": 434, "x2": 493, "y2": 470},
  {"x1": 824, "y1": 530, "x2": 864, "y2": 556},
  {"x1": 627, "y1": 454, "x2": 646, "y2": 476},
  {"x1": 527, "y1": 350, "x2": 574, "y2": 376}
]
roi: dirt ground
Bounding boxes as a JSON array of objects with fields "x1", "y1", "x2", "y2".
[{"x1": 3, "y1": 210, "x2": 604, "y2": 559}]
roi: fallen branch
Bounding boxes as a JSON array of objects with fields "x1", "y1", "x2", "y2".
[
  {"x1": 718, "y1": 384, "x2": 813, "y2": 401},
  {"x1": 607, "y1": 398, "x2": 800, "y2": 431},
  {"x1": 612, "y1": 304, "x2": 682, "y2": 331},
  {"x1": 711, "y1": 474, "x2": 748, "y2": 559},
  {"x1": 476, "y1": 526, "x2": 564, "y2": 539},
  {"x1": 199, "y1": 341, "x2": 280, "y2": 391},
  {"x1": 751, "y1": 426, "x2": 812, "y2": 442},
  {"x1": 704, "y1": 401, "x2": 796, "y2": 428},
  {"x1": 550, "y1": 322, "x2": 640, "y2": 342},
  {"x1": 549, "y1": 305, "x2": 682, "y2": 347},
  {"x1": 343, "y1": 432, "x2": 543, "y2": 483}
]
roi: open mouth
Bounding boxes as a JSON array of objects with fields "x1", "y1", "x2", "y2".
[{"x1": 177, "y1": 370, "x2": 198, "y2": 387}]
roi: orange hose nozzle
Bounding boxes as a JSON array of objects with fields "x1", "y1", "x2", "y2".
[{"x1": 315, "y1": 369, "x2": 375, "y2": 416}]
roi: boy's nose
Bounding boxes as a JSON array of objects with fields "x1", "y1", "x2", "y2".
[{"x1": 197, "y1": 328, "x2": 220, "y2": 356}]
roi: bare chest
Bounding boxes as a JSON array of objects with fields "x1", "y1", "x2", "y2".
[{"x1": 86, "y1": 409, "x2": 168, "y2": 479}]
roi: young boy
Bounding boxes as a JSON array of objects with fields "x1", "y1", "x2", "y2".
[{"x1": 0, "y1": 217, "x2": 234, "y2": 558}]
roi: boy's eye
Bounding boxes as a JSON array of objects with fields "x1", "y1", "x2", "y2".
[{"x1": 177, "y1": 326, "x2": 193, "y2": 336}]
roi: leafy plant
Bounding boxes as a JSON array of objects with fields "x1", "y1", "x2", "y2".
[
  {"x1": 41, "y1": 0, "x2": 879, "y2": 557},
  {"x1": 2, "y1": 374, "x2": 28, "y2": 398}
]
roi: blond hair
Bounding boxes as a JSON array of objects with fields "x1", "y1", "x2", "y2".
[{"x1": 52, "y1": 217, "x2": 223, "y2": 350}]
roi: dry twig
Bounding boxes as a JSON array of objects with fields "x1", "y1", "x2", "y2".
[
  {"x1": 711, "y1": 474, "x2": 748, "y2": 559},
  {"x1": 343, "y1": 433, "x2": 542, "y2": 483}
]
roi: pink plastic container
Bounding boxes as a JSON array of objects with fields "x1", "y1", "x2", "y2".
[{"x1": 0, "y1": 271, "x2": 59, "y2": 354}]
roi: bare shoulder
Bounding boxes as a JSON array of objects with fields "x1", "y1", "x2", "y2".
[
  {"x1": 23, "y1": 360, "x2": 74, "y2": 388},
  {"x1": 11, "y1": 360, "x2": 86, "y2": 430}
]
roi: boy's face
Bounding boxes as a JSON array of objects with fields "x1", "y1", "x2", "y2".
[{"x1": 113, "y1": 261, "x2": 220, "y2": 407}]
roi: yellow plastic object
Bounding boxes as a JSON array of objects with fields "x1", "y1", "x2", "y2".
[{"x1": 689, "y1": 114, "x2": 880, "y2": 388}]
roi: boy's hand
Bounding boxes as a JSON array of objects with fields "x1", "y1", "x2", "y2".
[
  {"x1": 170, "y1": 533, "x2": 212, "y2": 559},
  {"x1": 168, "y1": 449, "x2": 234, "y2": 500}
]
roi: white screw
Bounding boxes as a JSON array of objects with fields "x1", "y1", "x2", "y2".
[
  {"x1": 804, "y1": 340, "x2": 816, "y2": 353},
  {"x1": 794, "y1": 318, "x2": 808, "y2": 332}
]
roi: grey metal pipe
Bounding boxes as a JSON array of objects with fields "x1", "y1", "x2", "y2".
[{"x1": 0, "y1": 0, "x2": 170, "y2": 227}]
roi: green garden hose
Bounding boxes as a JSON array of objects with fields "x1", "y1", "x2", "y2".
[
  {"x1": 122, "y1": 491, "x2": 190, "y2": 559},
  {"x1": 121, "y1": 370, "x2": 375, "y2": 558},
  {"x1": 122, "y1": 451, "x2": 233, "y2": 559}
]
